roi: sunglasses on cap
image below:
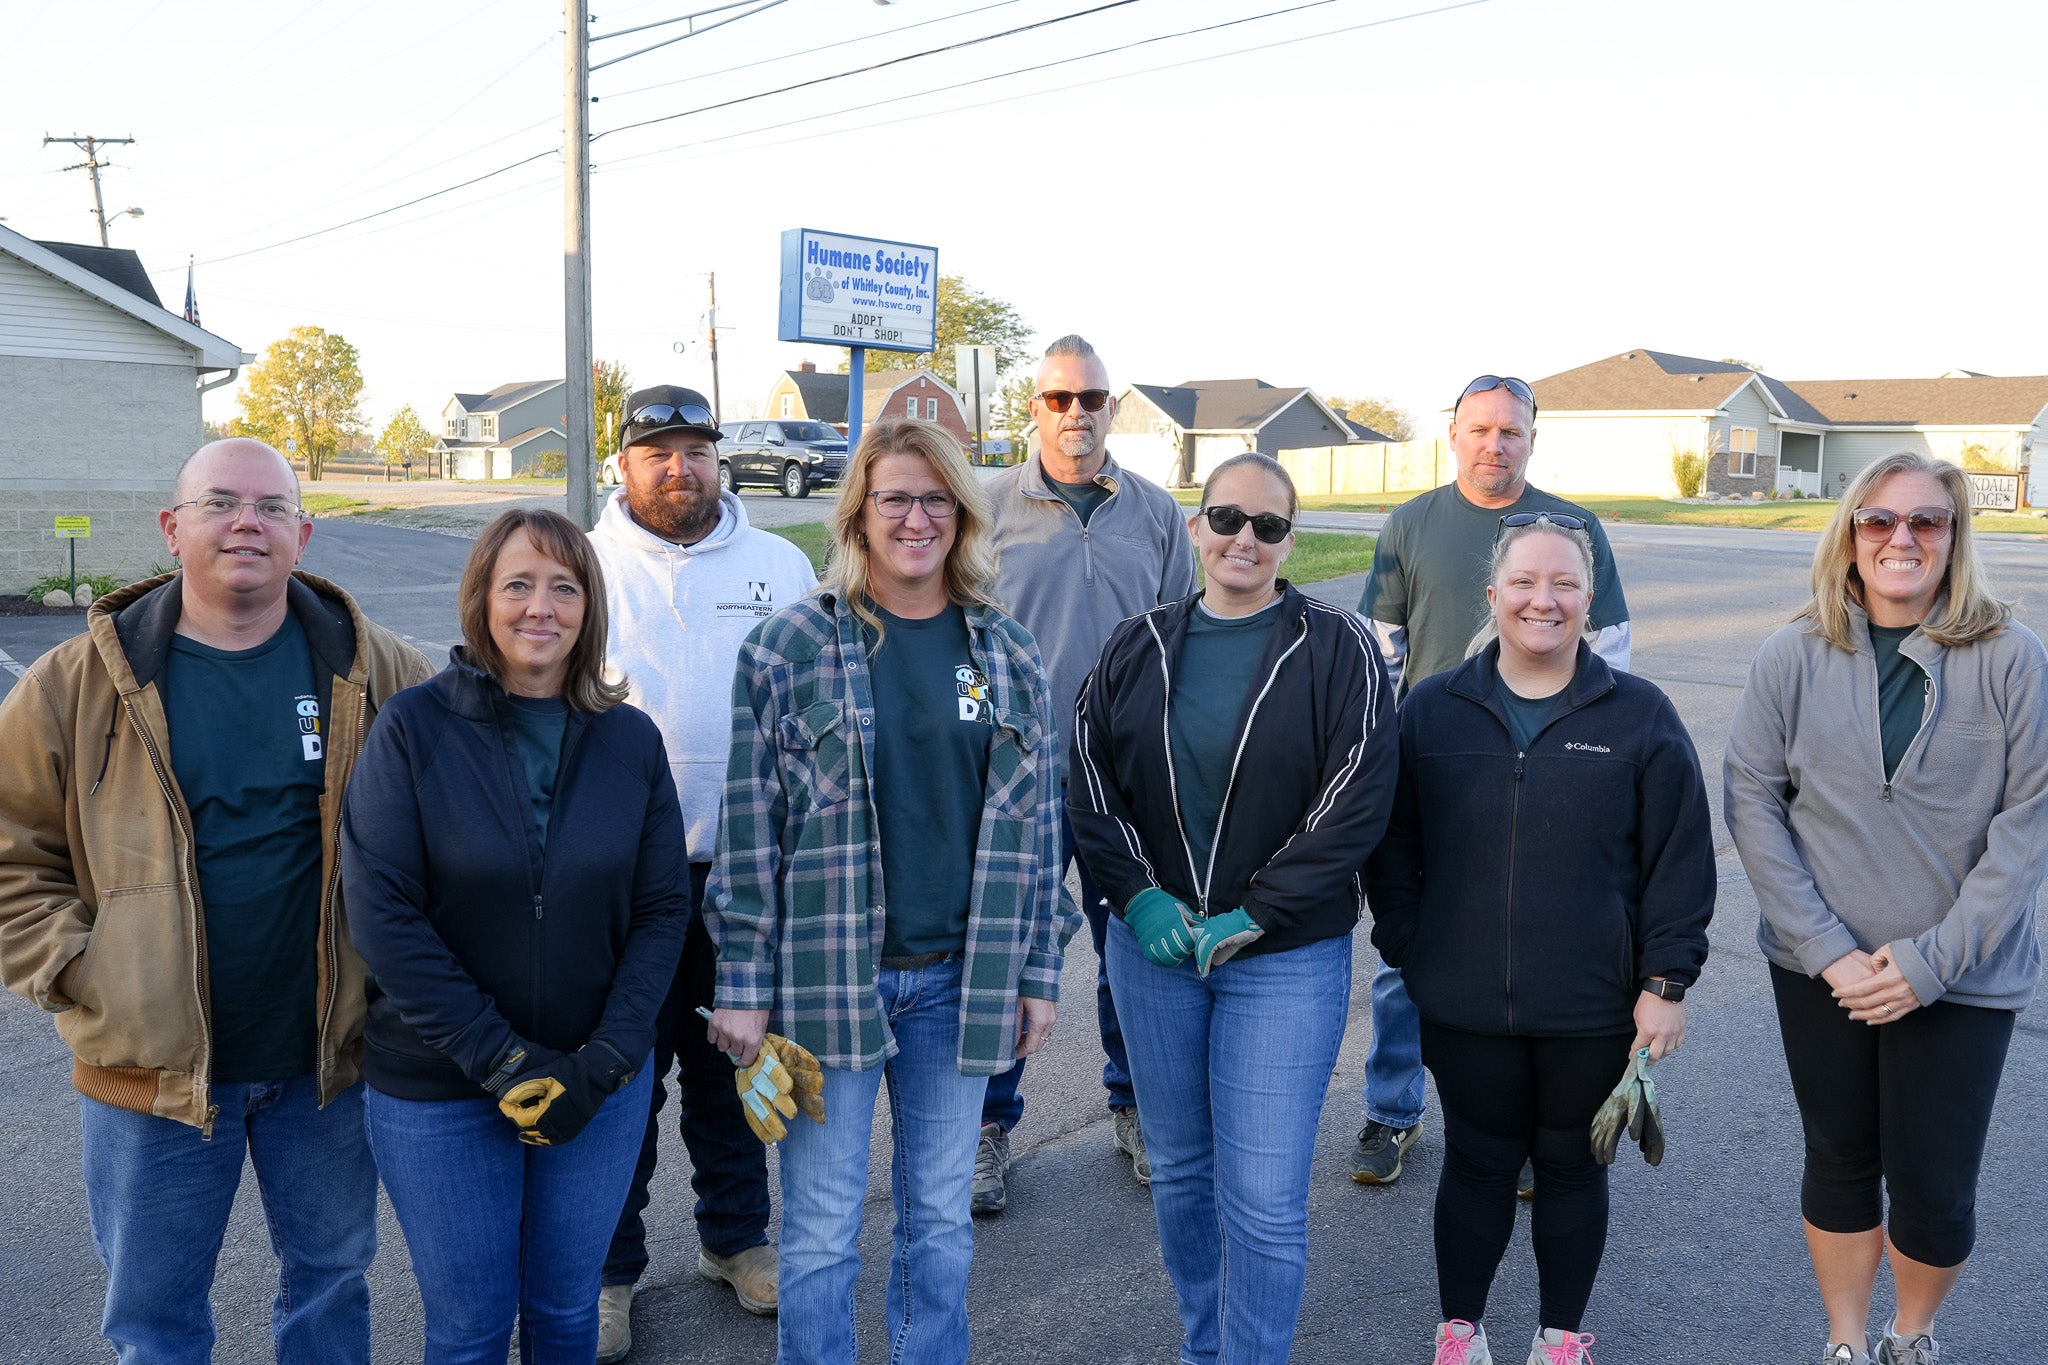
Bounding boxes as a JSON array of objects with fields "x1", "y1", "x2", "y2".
[
  {"x1": 1498, "y1": 511, "x2": 1589, "y2": 533},
  {"x1": 1851, "y1": 505, "x2": 1954, "y2": 542},
  {"x1": 626, "y1": 401, "x2": 718, "y2": 432},
  {"x1": 1199, "y1": 505, "x2": 1293, "y2": 543},
  {"x1": 1456, "y1": 375, "x2": 1537, "y2": 416},
  {"x1": 1035, "y1": 389, "x2": 1110, "y2": 414}
]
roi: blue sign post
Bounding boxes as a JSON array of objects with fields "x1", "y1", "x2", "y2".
[{"x1": 779, "y1": 228, "x2": 939, "y2": 447}]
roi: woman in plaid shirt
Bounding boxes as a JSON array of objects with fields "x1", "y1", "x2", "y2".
[{"x1": 705, "y1": 420, "x2": 1079, "y2": 1365}]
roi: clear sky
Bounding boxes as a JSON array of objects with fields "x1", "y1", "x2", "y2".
[{"x1": 6, "y1": 0, "x2": 2042, "y2": 441}]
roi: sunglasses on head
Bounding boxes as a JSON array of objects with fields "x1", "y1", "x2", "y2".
[
  {"x1": 627, "y1": 401, "x2": 718, "y2": 432},
  {"x1": 1851, "y1": 505, "x2": 1954, "y2": 542},
  {"x1": 1199, "y1": 505, "x2": 1293, "y2": 543},
  {"x1": 1456, "y1": 374, "x2": 1537, "y2": 417},
  {"x1": 1498, "y1": 511, "x2": 1588, "y2": 533},
  {"x1": 1035, "y1": 388, "x2": 1110, "y2": 414}
]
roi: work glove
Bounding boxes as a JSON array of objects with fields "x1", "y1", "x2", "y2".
[
  {"x1": 1191, "y1": 906, "x2": 1264, "y2": 977},
  {"x1": 734, "y1": 1034, "x2": 828, "y2": 1144},
  {"x1": 1589, "y1": 1046, "x2": 1664, "y2": 1167},
  {"x1": 493, "y1": 1039, "x2": 637, "y2": 1147},
  {"x1": 1125, "y1": 887, "x2": 1198, "y2": 967}
]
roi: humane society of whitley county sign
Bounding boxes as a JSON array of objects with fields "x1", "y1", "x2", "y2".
[{"x1": 778, "y1": 227, "x2": 937, "y2": 355}]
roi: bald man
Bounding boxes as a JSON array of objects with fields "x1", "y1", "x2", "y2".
[{"x1": 0, "y1": 439, "x2": 430, "y2": 1364}]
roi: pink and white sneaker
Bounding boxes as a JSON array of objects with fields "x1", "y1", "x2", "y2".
[
  {"x1": 1433, "y1": 1319, "x2": 1493, "y2": 1364},
  {"x1": 1527, "y1": 1327, "x2": 1595, "y2": 1365}
]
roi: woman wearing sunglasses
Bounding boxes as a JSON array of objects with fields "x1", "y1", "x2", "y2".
[
  {"x1": 703, "y1": 420, "x2": 1078, "y2": 1365},
  {"x1": 1725, "y1": 451, "x2": 2048, "y2": 1365},
  {"x1": 1068, "y1": 453, "x2": 1398, "y2": 1364},
  {"x1": 1367, "y1": 511, "x2": 1714, "y2": 1365}
]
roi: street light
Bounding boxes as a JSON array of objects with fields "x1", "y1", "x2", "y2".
[{"x1": 107, "y1": 206, "x2": 144, "y2": 234}]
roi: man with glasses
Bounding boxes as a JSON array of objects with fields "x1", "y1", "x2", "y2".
[
  {"x1": 588, "y1": 385, "x2": 816, "y2": 1358},
  {"x1": 977, "y1": 334, "x2": 1197, "y2": 1212},
  {"x1": 1347, "y1": 374, "x2": 1632, "y2": 1190},
  {"x1": 0, "y1": 437, "x2": 430, "y2": 1364}
]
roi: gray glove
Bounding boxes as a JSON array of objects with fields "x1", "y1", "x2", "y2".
[{"x1": 1590, "y1": 1047, "x2": 1664, "y2": 1167}]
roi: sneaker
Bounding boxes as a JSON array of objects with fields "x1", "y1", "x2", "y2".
[
  {"x1": 596, "y1": 1284, "x2": 634, "y2": 1364},
  {"x1": 698, "y1": 1243, "x2": 778, "y2": 1316},
  {"x1": 1527, "y1": 1328, "x2": 1595, "y2": 1365},
  {"x1": 1433, "y1": 1319, "x2": 1492, "y2": 1364},
  {"x1": 1350, "y1": 1119, "x2": 1422, "y2": 1184},
  {"x1": 1112, "y1": 1106, "x2": 1152, "y2": 1184},
  {"x1": 1822, "y1": 1342, "x2": 1872, "y2": 1365},
  {"x1": 1517, "y1": 1160, "x2": 1535, "y2": 1199},
  {"x1": 972, "y1": 1122, "x2": 1011, "y2": 1215},
  {"x1": 1875, "y1": 1320, "x2": 1941, "y2": 1365}
]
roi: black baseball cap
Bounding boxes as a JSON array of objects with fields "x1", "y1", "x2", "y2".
[{"x1": 621, "y1": 384, "x2": 722, "y2": 446}]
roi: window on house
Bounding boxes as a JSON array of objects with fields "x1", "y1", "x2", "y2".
[
  {"x1": 780, "y1": 393, "x2": 794, "y2": 417},
  {"x1": 926, "y1": 398, "x2": 939, "y2": 420},
  {"x1": 1728, "y1": 426, "x2": 1758, "y2": 477},
  {"x1": 446, "y1": 419, "x2": 461, "y2": 437},
  {"x1": 481, "y1": 415, "x2": 498, "y2": 440},
  {"x1": 905, "y1": 397, "x2": 918, "y2": 418}
]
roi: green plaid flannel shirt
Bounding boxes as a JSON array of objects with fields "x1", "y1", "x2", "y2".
[{"x1": 707, "y1": 590, "x2": 1080, "y2": 1074}]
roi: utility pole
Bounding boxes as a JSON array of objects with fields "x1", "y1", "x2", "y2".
[
  {"x1": 706, "y1": 272, "x2": 722, "y2": 421},
  {"x1": 564, "y1": 1, "x2": 595, "y2": 529},
  {"x1": 44, "y1": 134, "x2": 134, "y2": 246}
]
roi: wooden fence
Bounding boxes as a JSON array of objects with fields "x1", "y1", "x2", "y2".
[{"x1": 1278, "y1": 440, "x2": 1449, "y2": 497}]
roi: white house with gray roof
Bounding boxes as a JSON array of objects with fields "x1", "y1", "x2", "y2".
[
  {"x1": 438, "y1": 379, "x2": 567, "y2": 479},
  {"x1": 1106, "y1": 378, "x2": 1365, "y2": 487}
]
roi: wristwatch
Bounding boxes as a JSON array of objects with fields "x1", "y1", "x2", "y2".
[{"x1": 1640, "y1": 977, "x2": 1686, "y2": 1002}]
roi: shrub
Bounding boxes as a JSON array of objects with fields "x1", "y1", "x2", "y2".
[
  {"x1": 1670, "y1": 449, "x2": 1708, "y2": 498},
  {"x1": 25, "y1": 572, "x2": 124, "y2": 601},
  {"x1": 535, "y1": 450, "x2": 568, "y2": 478}
]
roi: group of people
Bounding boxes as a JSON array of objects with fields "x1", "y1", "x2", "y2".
[{"x1": 0, "y1": 341, "x2": 2042, "y2": 1365}]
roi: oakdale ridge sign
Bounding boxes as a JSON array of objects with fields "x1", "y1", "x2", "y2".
[{"x1": 779, "y1": 227, "x2": 938, "y2": 443}]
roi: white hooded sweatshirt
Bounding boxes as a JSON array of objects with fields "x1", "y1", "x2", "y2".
[{"x1": 588, "y1": 487, "x2": 817, "y2": 859}]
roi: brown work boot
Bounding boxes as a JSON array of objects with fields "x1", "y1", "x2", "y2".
[{"x1": 698, "y1": 1243, "x2": 778, "y2": 1316}]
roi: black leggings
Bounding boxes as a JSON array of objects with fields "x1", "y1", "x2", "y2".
[
  {"x1": 1419, "y1": 1020, "x2": 1634, "y2": 1332},
  {"x1": 1769, "y1": 964, "x2": 2014, "y2": 1268}
]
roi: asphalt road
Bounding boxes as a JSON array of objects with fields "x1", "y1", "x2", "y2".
[{"x1": 2, "y1": 515, "x2": 2046, "y2": 1364}]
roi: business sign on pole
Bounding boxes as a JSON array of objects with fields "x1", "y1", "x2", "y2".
[
  {"x1": 779, "y1": 228, "x2": 938, "y2": 354},
  {"x1": 1967, "y1": 471, "x2": 2021, "y2": 512}
]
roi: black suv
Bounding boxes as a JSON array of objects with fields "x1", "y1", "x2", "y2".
[{"x1": 717, "y1": 420, "x2": 849, "y2": 498}]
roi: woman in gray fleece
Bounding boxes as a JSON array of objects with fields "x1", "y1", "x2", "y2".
[{"x1": 1725, "y1": 450, "x2": 2048, "y2": 1365}]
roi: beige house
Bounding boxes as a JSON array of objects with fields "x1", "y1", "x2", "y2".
[{"x1": 0, "y1": 226, "x2": 250, "y2": 592}]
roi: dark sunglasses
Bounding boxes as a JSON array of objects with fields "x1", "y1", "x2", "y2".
[
  {"x1": 1498, "y1": 511, "x2": 1588, "y2": 533},
  {"x1": 1852, "y1": 505, "x2": 1954, "y2": 542},
  {"x1": 1456, "y1": 374, "x2": 1537, "y2": 417},
  {"x1": 1199, "y1": 505, "x2": 1293, "y2": 543},
  {"x1": 627, "y1": 401, "x2": 718, "y2": 432},
  {"x1": 1035, "y1": 389, "x2": 1110, "y2": 414}
]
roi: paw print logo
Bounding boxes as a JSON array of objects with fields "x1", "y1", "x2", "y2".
[{"x1": 805, "y1": 267, "x2": 836, "y2": 303}]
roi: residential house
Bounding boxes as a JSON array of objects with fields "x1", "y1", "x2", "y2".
[
  {"x1": 438, "y1": 379, "x2": 567, "y2": 479},
  {"x1": 1529, "y1": 350, "x2": 2048, "y2": 502},
  {"x1": 1107, "y1": 378, "x2": 1357, "y2": 487},
  {"x1": 761, "y1": 361, "x2": 974, "y2": 445},
  {"x1": 0, "y1": 226, "x2": 250, "y2": 591}
]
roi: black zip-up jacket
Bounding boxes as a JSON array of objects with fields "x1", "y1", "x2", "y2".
[
  {"x1": 341, "y1": 651, "x2": 689, "y2": 1101},
  {"x1": 1068, "y1": 584, "x2": 1397, "y2": 959},
  {"x1": 1366, "y1": 641, "x2": 1714, "y2": 1037}
]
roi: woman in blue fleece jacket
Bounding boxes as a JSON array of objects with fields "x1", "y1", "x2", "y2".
[
  {"x1": 1366, "y1": 513, "x2": 1714, "y2": 1365},
  {"x1": 342, "y1": 509, "x2": 688, "y2": 1365}
]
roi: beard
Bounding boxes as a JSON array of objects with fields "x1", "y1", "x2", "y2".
[{"x1": 627, "y1": 478, "x2": 721, "y2": 543}]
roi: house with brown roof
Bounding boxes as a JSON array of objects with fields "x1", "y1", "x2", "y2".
[
  {"x1": 1105, "y1": 378, "x2": 1362, "y2": 487},
  {"x1": 1528, "y1": 350, "x2": 2048, "y2": 502},
  {"x1": 761, "y1": 361, "x2": 973, "y2": 445}
]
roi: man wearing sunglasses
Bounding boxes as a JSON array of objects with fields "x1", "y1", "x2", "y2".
[
  {"x1": 977, "y1": 334, "x2": 1197, "y2": 1211},
  {"x1": 587, "y1": 384, "x2": 818, "y2": 1356},
  {"x1": 1347, "y1": 374, "x2": 1633, "y2": 1191}
]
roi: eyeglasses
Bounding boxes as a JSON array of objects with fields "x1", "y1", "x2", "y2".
[
  {"x1": 1199, "y1": 505, "x2": 1293, "y2": 543},
  {"x1": 867, "y1": 489, "x2": 959, "y2": 519},
  {"x1": 626, "y1": 401, "x2": 718, "y2": 432},
  {"x1": 1498, "y1": 511, "x2": 1588, "y2": 533},
  {"x1": 1852, "y1": 505, "x2": 1954, "y2": 542},
  {"x1": 1456, "y1": 374, "x2": 1537, "y2": 417},
  {"x1": 169, "y1": 495, "x2": 304, "y2": 526},
  {"x1": 1035, "y1": 389, "x2": 1110, "y2": 414}
]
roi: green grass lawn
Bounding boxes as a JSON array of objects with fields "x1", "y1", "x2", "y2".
[
  {"x1": 301, "y1": 494, "x2": 373, "y2": 515},
  {"x1": 767, "y1": 523, "x2": 833, "y2": 569}
]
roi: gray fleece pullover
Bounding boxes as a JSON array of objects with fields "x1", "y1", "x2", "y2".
[{"x1": 1724, "y1": 607, "x2": 2048, "y2": 1011}]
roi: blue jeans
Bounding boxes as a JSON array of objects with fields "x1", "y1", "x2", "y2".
[
  {"x1": 78, "y1": 1075, "x2": 377, "y2": 1365},
  {"x1": 777, "y1": 954, "x2": 989, "y2": 1365},
  {"x1": 981, "y1": 809, "x2": 1134, "y2": 1129},
  {"x1": 364, "y1": 1065, "x2": 654, "y2": 1365},
  {"x1": 1106, "y1": 916, "x2": 1352, "y2": 1365},
  {"x1": 1363, "y1": 961, "x2": 1427, "y2": 1130}
]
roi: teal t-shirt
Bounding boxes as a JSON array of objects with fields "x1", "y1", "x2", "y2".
[
  {"x1": 502, "y1": 693, "x2": 568, "y2": 848},
  {"x1": 1868, "y1": 623, "x2": 1928, "y2": 780},
  {"x1": 1047, "y1": 475, "x2": 1112, "y2": 528},
  {"x1": 1493, "y1": 674, "x2": 1566, "y2": 753},
  {"x1": 863, "y1": 605, "x2": 993, "y2": 957},
  {"x1": 162, "y1": 613, "x2": 325, "y2": 1084},
  {"x1": 1169, "y1": 596, "x2": 1283, "y2": 879},
  {"x1": 1359, "y1": 483, "x2": 1629, "y2": 696}
]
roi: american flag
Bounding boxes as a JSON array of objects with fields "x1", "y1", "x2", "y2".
[{"x1": 182, "y1": 258, "x2": 200, "y2": 328}]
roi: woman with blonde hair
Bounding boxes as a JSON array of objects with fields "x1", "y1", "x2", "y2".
[
  {"x1": 1726, "y1": 451, "x2": 2048, "y2": 1365},
  {"x1": 705, "y1": 420, "x2": 1078, "y2": 1365}
]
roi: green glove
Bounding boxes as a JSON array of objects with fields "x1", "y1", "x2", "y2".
[
  {"x1": 1590, "y1": 1047, "x2": 1664, "y2": 1167},
  {"x1": 1125, "y1": 888, "x2": 1197, "y2": 967},
  {"x1": 1192, "y1": 907, "x2": 1264, "y2": 977},
  {"x1": 1633, "y1": 1065, "x2": 1665, "y2": 1166}
]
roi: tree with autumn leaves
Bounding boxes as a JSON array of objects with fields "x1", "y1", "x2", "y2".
[{"x1": 237, "y1": 326, "x2": 368, "y2": 480}]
